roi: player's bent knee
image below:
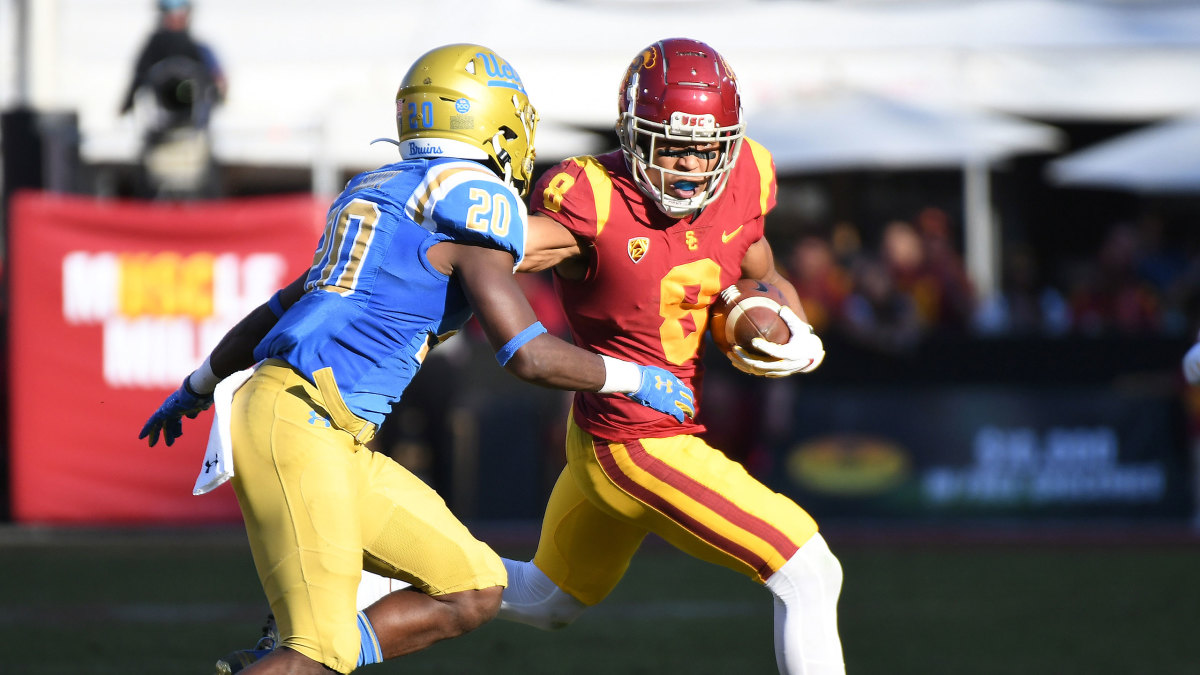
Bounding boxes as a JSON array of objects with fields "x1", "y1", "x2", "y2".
[
  {"x1": 806, "y1": 533, "x2": 843, "y2": 593},
  {"x1": 766, "y1": 533, "x2": 843, "y2": 603}
]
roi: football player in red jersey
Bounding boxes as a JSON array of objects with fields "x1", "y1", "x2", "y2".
[{"x1": 498, "y1": 38, "x2": 843, "y2": 674}]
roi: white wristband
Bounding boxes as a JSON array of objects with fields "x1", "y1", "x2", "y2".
[
  {"x1": 598, "y1": 355, "x2": 642, "y2": 394},
  {"x1": 187, "y1": 356, "x2": 221, "y2": 396}
]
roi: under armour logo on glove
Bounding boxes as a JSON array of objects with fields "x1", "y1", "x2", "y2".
[{"x1": 628, "y1": 366, "x2": 695, "y2": 423}]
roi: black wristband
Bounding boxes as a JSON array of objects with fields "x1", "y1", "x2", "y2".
[{"x1": 181, "y1": 375, "x2": 202, "y2": 398}]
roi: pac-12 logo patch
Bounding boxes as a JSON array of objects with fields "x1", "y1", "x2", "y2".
[{"x1": 627, "y1": 237, "x2": 650, "y2": 263}]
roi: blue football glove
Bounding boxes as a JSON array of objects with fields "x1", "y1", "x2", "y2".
[
  {"x1": 626, "y1": 366, "x2": 695, "y2": 423},
  {"x1": 138, "y1": 377, "x2": 214, "y2": 447}
]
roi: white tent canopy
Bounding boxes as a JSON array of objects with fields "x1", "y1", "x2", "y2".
[
  {"x1": 748, "y1": 91, "x2": 1063, "y2": 172},
  {"x1": 8, "y1": 0, "x2": 1200, "y2": 170},
  {"x1": 1046, "y1": 112, "x2": 1200, "y2": 194},
  {"x1": 749, "y1": 91, "x2": 1064, "y2": 299}
]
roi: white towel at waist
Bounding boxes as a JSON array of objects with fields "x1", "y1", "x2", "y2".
[{"x1": 193, "y1": 368, "x2": 254, "y2": 495}]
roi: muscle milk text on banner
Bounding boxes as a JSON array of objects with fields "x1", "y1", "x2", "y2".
[{"x1": 62, "y1": 250, "x2": 288, "y2": 388}]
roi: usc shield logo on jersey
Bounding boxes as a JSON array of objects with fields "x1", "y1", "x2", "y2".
[{"x1": 627, "y1": 237, "x2": 649, "y2": 263}]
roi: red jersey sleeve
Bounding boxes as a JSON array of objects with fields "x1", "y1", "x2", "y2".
[
  {"x1": 740, "y1": 137, "x2": 778, "y2": 225},
  {"x1": 532, "y1": 152, "x2": 639, "y2": 245}
]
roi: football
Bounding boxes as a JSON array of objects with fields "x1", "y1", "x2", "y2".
[{"x1": 708, "y1": 279, "x2": 791, "y2": 356}]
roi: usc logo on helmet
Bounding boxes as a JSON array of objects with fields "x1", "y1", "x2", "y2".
[
  {"x1": 718, "y1": 55, "x2": 738, "y2": 84},
  {"x1": 636, "y1": 47, "x2": 658, "y2": 71},
  {"x1": 620, "y1": 47, "x2": 657, "y2": 93}
]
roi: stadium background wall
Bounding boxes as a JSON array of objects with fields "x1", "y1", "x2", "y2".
[{"x1": 2, "y1": 190, "x2": 1194, "y2": 527}]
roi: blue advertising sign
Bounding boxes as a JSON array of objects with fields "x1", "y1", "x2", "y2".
[{"x1": 771, "y1": 385, "x2": 1191, "y2": 520}]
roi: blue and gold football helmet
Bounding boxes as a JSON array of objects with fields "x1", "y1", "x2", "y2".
[{"x1": 396, "y1": 44, "x2": 539, "y2": 196}]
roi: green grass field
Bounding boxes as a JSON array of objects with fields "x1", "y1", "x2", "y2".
[{"x1": 2, "y1": 524, "x2": 1198, "y2": 674}]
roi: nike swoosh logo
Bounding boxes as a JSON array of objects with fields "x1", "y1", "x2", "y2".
[{"x1": 721, "y1": 225, "x2": 744, "y2": 243}]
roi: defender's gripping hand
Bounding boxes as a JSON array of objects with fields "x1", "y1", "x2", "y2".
[
  {"x1": 729, "y1": 306, "x2": 825, "y2": 378},
  {"x1": 1184, "y1": 341, "x2": 1200, "y2": 385},
  {"x1": 139, "y1": 377, "x2": 214, "y2": 447},
  {"x1": 627, "y1": 366, "x2": 696, "y2": 423}
]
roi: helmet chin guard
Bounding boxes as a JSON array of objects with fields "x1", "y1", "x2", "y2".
[{"x1": 616, "y1": 38, "x2": 745, "y2": 217}]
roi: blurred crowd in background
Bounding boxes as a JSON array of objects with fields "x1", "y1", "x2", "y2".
[
  {"x1": 499, "y1": 201, "x2": 1200, "y2": 363},
  {"x1": 776, "y1": 207, "x2": 1198, "y2": 352}
]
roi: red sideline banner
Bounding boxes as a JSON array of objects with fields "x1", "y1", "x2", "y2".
[{"x1": 9, "y1": 191, "x2": 325, "y2": 524}]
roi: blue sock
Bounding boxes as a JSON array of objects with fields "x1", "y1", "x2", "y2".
[{"x1": 356, "y1": 610, "x2": 382, "y2": 667}]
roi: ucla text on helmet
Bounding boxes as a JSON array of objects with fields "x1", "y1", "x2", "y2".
[{"x1": 476, "y1": 51, "x2": 525, "y2": 93}]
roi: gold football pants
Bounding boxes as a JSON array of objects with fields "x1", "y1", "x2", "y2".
[
  {"x1": 230, "y1": 360, "x2": 505, "y2": 673},
  {"x1": 533, "y1": 413, "x2": 819, "y2": 606}
]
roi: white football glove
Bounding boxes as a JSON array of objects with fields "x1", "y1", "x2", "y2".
[
  {"x1": 727, "y1": 306, "x2": 825, "y2": 378},
  {"x1": 1183, "y1": 341, "x2": 1200, "y2": 385}
]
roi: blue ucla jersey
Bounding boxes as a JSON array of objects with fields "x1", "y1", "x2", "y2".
[{"x1": 254, "y1": 158, "x2": 528, "y2": 425}]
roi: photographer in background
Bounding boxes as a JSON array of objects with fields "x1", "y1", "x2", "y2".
[{"x1": 119, "y1": 0, "x2": 226, "y2": 198}]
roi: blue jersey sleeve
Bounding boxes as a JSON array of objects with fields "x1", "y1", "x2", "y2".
[{"x1": 426, "y1": 170, "x2": 528, "y2": 268}]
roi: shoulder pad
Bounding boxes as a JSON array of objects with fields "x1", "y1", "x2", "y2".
[
  {"x1": 407, "y1": 161, "x2": 529, "y2": 266},
  {"x1": 741, "y1": 138, "x2": 777, "y2": 218},
  {"x1": 532, "y1": 155, "x2": 616, "y2": 239}
]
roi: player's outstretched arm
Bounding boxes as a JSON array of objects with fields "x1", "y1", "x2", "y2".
[
  {"x1": 448, "y1": 242, "x2": 694, "y2": 422},
  {"x1": 138, "y1": 272, "x2": 307, "y2": 447},
  {"x1": 518, "y1": 214, "x2": 585, "y2": 274}
]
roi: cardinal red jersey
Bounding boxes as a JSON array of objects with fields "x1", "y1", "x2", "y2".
[{"x1": 531, "y1": 139, "x2": 778, "y2": 441}]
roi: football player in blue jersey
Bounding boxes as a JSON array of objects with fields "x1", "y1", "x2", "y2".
[{"x1": 138, "y1": 43, "x2": 695, "y2": 675}]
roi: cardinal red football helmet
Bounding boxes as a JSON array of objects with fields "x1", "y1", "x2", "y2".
[{"x1": 617, "y1": 38, "x2": 745, "y2": 217}]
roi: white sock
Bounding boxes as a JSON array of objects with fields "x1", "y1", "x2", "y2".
[
  {"x1": 498, "y1": 558, "x2": 587, "y2": 630},
  {"x1": 764, "y1": 534, "x2": 846, "y2": 675}
]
